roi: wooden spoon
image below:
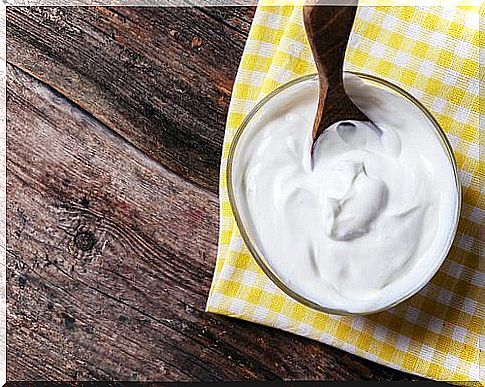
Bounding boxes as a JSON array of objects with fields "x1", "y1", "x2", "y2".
[{"x1": 303, "y1": 3, "x2": 367, "y2": 147}]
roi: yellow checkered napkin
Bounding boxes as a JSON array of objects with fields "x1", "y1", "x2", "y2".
[{"x1": 206, "y1": 5, "x2": 482, "y2": 382}]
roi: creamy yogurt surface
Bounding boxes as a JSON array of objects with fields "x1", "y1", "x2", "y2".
[{"x1": 231, "y1": 74, "x2": 459, "y2": 314}]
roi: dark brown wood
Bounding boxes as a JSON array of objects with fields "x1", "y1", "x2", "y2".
[
  {"x1": 6, "y1": 6, "x2": 423, "y2": 382},
  {"x1": 6, "y1": 6, "x2": 255, "y2": 194},
  {"x1": 303, "y1": 5, "x2": 367, "y2": 143}
]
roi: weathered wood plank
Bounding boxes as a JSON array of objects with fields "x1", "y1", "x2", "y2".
[
  {"x1": 6, "y1": 64, "x2": 420, "y2": 381},
  {"x1": 194, "y1": 5, "x2": 255, "y2": 35},
  {"x1": 6, "y1": 6, "x2": 255, "y2": 193}
]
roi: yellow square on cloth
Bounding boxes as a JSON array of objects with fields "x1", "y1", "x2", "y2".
[{"x1": 206, "y1": 4, "x2": 482, "y2": 382}]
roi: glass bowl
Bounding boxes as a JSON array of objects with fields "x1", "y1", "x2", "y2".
[{"x1": 226, "y1": 71, "x2": 462, "y2": 315}]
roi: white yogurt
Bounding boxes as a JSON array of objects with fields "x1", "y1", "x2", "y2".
[{"x1": 231, "y1": 74, "x2": 459, "y2": 314}]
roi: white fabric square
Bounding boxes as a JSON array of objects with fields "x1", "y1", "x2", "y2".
[
  {"x1": 419, "y1": 345, "x2": 435, "y2": 362},
  {"x1": 253, "y1": 306, "x2": 270, "y2": 322},
  {"x1": 452, "y1": 326, "x2": 468, "y2": 343},
  {"x1": 229, "y1": 299, "x2": 246, "y2": 315},
  {"x1": 429, "y1": 317, "x2": 444, "y2": 334},
  {"x1": 444, "y1": 355, "x2": 458, "y2": 371}
]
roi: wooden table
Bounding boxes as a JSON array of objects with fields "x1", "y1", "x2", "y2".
[{"x1": 6, "y1": 6, "x2": 422, "y2": 381}]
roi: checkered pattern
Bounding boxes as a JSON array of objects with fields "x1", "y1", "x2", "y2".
[{"x1": 206, "y1": 5, "x2": 482, "y2": 382}]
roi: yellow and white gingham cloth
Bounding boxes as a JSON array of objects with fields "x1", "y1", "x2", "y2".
[{"x1": 206, "y1": 4, "x2": 482, "y2": 382}]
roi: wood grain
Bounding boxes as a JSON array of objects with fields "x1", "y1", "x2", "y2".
[
  {"x1": 6, "y1": 7, "x2": 422, "y2": 382},
  {"x1": 7, "y1": 6, "x2": 255, "y2": 193},
  {"x1": 303, "y1": 5, "x2": 367, "y2": 141}
]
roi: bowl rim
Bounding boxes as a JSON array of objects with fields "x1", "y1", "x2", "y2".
[{"x1": 226, "y1": 71, "x2": 462, "y2": 315}]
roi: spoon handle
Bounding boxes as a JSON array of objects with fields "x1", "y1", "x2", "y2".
[{"x1": 303, "y1": 4, "x2": 367, "y2": 142}]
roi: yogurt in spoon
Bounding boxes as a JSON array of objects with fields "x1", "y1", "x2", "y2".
[{"x1": 230, "y1": 73, "x2": 460, "y2": 314}]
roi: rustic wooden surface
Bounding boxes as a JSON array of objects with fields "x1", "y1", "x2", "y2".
[{"x1": 6, "y1": 6, "x2": 423, "y2": 382}]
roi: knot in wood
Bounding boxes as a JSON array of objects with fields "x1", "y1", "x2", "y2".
[{"x1": 74, "y1": 230, "x2": 96, "y2": 252}]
